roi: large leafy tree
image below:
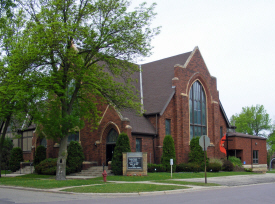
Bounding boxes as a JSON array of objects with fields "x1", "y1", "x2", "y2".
[
  {"x1": 18, "y1": 0, "x2": 160, "y2": 180},
  {"x1": 0, "y1": 4, "x2": 44, "y2": 177},
  {"x1": 230, "y1": 104, "x2": 271, "y2": 136}
]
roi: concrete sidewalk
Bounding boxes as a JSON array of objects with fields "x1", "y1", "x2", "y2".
[{"x1": 172, "y1": 173, "x2": 275, "y2": 186}]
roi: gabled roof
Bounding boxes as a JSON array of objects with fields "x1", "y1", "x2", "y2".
[
  {"x1": 120, "y1": 110, "x2": 156, "y2": 135},
  {"x1": 141, "y1": 51, "x2": 192, "y2": 114}
]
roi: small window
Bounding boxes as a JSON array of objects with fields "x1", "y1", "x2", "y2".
[
  {"x1": 253, "y1": 150, "x2": 258, "y2": 164},
  {"x1": 136, "y1": 138, "x2": 142, "y2": 152},
  {"x1": 220, "y1": 127, "x2": 223, "y2": 139},
  {"x1": 165, "y1": 119, "x2": 171, "y2": 136}
]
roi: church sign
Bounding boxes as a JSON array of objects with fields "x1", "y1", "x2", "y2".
[
  {"x1": 127, "y1": 152, "x2": 142, "y2": 170},
  {"x1": 123, "y1": 152, "x2": 147, "y2": 176}
]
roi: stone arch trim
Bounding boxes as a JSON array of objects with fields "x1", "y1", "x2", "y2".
[
  {"x1": 99, "y1": 121, "x2": 121, "y2": 144},
  {"x1": 186, "y1": 72, "x2": 211, "y2": 99}
]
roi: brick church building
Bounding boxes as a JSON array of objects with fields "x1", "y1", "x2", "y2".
[{"x1": 10, "y1": 46, "x2": 267, "y2": 170}]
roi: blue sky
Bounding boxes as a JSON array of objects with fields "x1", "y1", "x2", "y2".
[{"x1": 132, "y1": 0, "x2": 275, "y2": 122}]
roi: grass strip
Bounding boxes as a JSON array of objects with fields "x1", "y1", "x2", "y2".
[
  {"x1": 0, "y1": 175, "x2": 104, "y2": 189},
  {"x1": 153, "y1": 180, "x2": 220, "y2": 186},
  {"x1": 101, "y1": 172, "x2": 256, "y2": 182},
  {"x1": 62, "y1": 183, "x2": 189, "y2": 193}
]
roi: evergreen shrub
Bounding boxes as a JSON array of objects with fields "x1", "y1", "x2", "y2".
[
  {"x1": 66, "y1": 141, "x2": 85, "y2": 174},
  {"x1": 188, "y1": 137, "x2": 208, "y2": 170},
  {"x1": 35, "y1": 158, "x2": 57, "y2": 175},
  {"x1": 176, "y1": 163, "x2": 201, "y2": 172},
  {"x1": 1, "y1": 138, "x2": 13, "y2": 169},
  {"x1": 207, "y1": 163, "x2": 221, "y2": 172},
  {"x1": 222, "y1": 160, "x2": 234, "y2": 171},
  {"x1": 34, "y1": 145, "x2": 46, "y2": 166},
  {"x1": 147, "y1": 163, "x2": 166, "y2": 172},
  {"x1": 112, "y1": 132, "x2": 131, "y2": 175},
  {"x1": 161, "y1": 135, "x2": 176, "y2": 172},
  {"x1": 9, "y1": 147, "x2": 23, "y2": 172}
]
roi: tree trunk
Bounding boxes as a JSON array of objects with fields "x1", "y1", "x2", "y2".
[{"x1": 55, "y1": 135, "x2": 68, "y2": 180}]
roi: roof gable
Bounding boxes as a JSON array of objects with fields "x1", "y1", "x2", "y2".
[{"x1": 141, "y1": 51, "x2": 192, "y2": 114}]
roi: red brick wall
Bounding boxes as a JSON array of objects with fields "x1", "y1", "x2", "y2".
[
  {"x1": 227, "y1": 137, "x2": 267, "y2": 165},
  {"x1": 158, "y1": 48, "x2": 229, "y2": 164}
]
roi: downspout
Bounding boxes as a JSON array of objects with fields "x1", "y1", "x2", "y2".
[
  {"x1": 251, "y1": 138, "x2": 253, "y2": 170},
  {"x1": 153, "y1": 114, "x2": 158, "y2": 163}
]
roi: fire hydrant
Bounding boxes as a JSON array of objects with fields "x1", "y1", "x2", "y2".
[{"x1": 102, "y1": 170, "x2": 107, "y2": 182}]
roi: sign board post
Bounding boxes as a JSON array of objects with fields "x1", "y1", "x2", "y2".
[
  {"x1": 170, "y1": 159, "x2": 173, "y2": 178},
  {"x1": 199, "y1": 135, "x2": 210, "y2": 184}
]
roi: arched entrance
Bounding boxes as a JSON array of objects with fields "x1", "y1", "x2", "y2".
[{"x1": 106, "y1": 128, "x2": 118, "y2": 165}]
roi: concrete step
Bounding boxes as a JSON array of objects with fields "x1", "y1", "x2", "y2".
[
  {"x1": 70, "y1": 166, "x2": 113, "y2": 177},
  {"x1": 13, "y1": 166, "x2": 35, "y2": 174}
]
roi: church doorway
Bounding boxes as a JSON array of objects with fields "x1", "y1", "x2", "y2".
[{"x1": 106, "y1": 128, "x2": 118, "y2": 165}]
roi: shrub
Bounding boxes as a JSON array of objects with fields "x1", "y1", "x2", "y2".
[
  {"x1": 35, "y1": 158, "x2": 57, "y2": 175},
  {"x1": 147, "y1": 163, "x2": 166, "y2": 172},
  {"x1": 176, "y1": 163, "x2": 201, "y2": 172},
  {"x1": 112, "y1": 132, "x2": 131, "y2": 175},
  {"x1": 188, "y1": 137, "x2": 208, "y2": 170},
  {"x1": 9, "y1": 147, "x2": 23, "y2": 172},
  {"x1": 34, "y1": 145, "x2": 46, "y2": 166},
  {"x1": 1, "y1": 138, "x2": 13, "y2": 169},
  {"x1": 244, "y1": 168, "x2": 252, "y2": 172},
  {"x1": 207, "y1": 163, "x2": 222, "y2": 172},
  {"x1": 161, "y1": 135, "x2": 176, "y2": 172},
  {"x1": 222, "y1": 160, "x2": 234, "y2": 171},
  {"x1": 66, "y1": 141, "x2": 85, "y2": 174},
  {"x1": 209, "y1": 158, "x2": 223, "y2": 166},
  {"x1": 228, "y1": 156, "x2": 242, "y2": 167}
]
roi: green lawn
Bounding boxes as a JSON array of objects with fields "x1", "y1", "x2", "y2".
[
  {"x1": 0, "y1": 171, "x2": 256, "y2": 190},
  {"x1": 153, "y1": 180, "x2": 220, "y2": 186},
  {"x1": 62, "y1": 183, "x2": 189, "y2": 193},
  {"x1": 98, "y1": 171, "x2": 256, "y2": 182}
]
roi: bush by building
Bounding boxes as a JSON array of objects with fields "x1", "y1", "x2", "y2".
[
  {"x1": 228, "y1": 156, "x2": 242, "y2": 167},
  {"x1": 66, "y1": 141, "x2": 85, "y2": 174},
  {"x1": 207, "y1": 163, "x2": 222, "y2": 172},
  {"x1": 34, "y1": 145, "x2": 46, "y2": 166},
  {"x1": 222, "y1": 160, "x2": 234, "y2": 171},
  {"x1": 161, "y1": 135, "x2": 176, "y2": 172},
  {"x1": 9, "y1": 147, "x2": 23, "y2": 172},
  {"x1": 147, "y1": 163, "x2": 166, "y2": 172},
  {"x1": 1, "y1": 138, "x2": 13, "y2": 170},
  {"x1": 35, "y1": 158, "x2": 57, "y2": 175},
  {"x1": 176, "y1": 163, "x2": 201, "y2": 172},
  {"x1": 188, "y1": 137, "x2": 207, "y2": 170},
  {"x1": 112, "y1": 132, "x2": 131, "y2": 175}
]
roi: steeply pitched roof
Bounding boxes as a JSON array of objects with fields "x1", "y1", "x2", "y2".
[
  {"x1": 120, "y1": 110, "x2": 156, "y2": 135},
  {"x1": 141, "y1": 52, "x2": 192, "y2": 114}
]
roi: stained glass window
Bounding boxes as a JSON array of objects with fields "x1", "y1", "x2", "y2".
[
  {"x1": 107, "y1": 129, "x2": 118, "y2": 144},
  {"x1": 189, "y1": 81, "x2": 207, "y2": 141}
]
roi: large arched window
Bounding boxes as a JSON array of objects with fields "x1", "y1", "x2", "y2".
[{"x1": 189, "y1": 81, "x2": 207, "y2": 140}]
